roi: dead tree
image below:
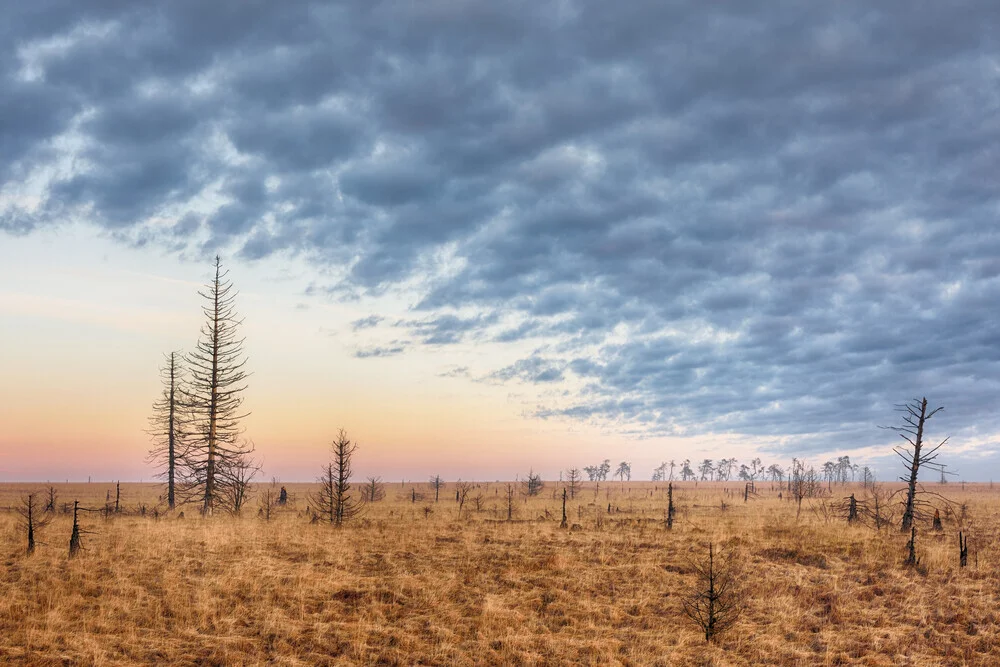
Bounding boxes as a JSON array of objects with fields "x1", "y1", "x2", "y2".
[
  {"x1": 523, "y1": 470, "x2": 544, "y2": 497},
  {"x1": 455, "y1": 480, "x2": 473, "y2": 519},
  {"x1": 560, "y1": 488, "x2": 568, "y2": 528},
  {"x1": 666, "y1": 482, "x2": 676, "y2": 530},
  {"x1": 505, "y1": 483, "x2": 516, "y2": 521},
  {"x1": 220, "y1": 451, "x2": 259, "y2": 515},
  {"x1": 430, "y1": 475, "x2": 443, "y2": 502},
  {"x1": 566, "y1": 468, "x2": 582, "y2": 499},
  {"x1": 310, "y1": 429, "x2": 364, "y2": 526},
  {"x1": 181, "y1": 256, "x2": 253, "y2": 516},
  {"x1": 959, "y1": 531, "x2": 969, "y2": 567},
  {"x1": 16, "y1": 493, "x2": 52, "y2": 555},
  {"x1": 833, "y1": 493, "x2": 860, "y2": 524},
  {"x1": 44, "y1": 486, "x2": 57, "y2": 513},
  {"x1": 904, "y1": 526, "x2": 919, "y2": 567},
  {"x1": 863, "y1": 484, "x2": 895, "y2": 531},
  {"x1": 258, "y1": 488, "x2": 279, "y2": 521},
  {"x1": 69, "y1": 500, "x2": 83, "y2": 557},
  {"x1": 361, "y1": 476, "x2": 385, "y2": 503},
  {"x1": 880, "y1": 397, "x2": 948, "y2": 531},
  {"x1": 681, "y1": 543, "x2": 743, "y2": 642},
  {"x1": 147, "y1": 350, "x2": 186, "y2": 509}
]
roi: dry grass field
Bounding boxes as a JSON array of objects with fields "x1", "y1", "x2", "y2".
[{"x1": 1, "y1": 480, "x2": 998, "y2": 666}]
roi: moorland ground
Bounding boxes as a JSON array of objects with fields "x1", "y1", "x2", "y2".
[{"x1": 1, "y1": 480, "x2": 997, "y2": 666}]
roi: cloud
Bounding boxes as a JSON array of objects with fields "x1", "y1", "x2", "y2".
[
  {"x1": 4, "y1": 1, "x2": 1000, "y2": 458},
  {"x1": 488, "y1": 357, "x2": 566, "y2": 384},
  {"x1": 351, "y1": 315, "x2": 383, "y2": 331},
  {"x1": 354, "y1": 345, "x2": 406, "y2": 359}
]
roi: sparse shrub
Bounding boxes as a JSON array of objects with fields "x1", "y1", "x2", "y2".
[{"x1": 680, "y1": 542, "x2": 743, "y2": 642}]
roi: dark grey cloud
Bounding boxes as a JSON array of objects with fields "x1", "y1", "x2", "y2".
[{"x1": 4, "y1": 1, "x2": 1000, "y2": 464}]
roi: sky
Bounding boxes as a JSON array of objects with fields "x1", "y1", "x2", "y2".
[{"x1": 2, "y1": 1, "x2": 999, "y2": 482}]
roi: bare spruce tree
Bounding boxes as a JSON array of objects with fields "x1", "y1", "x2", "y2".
[
  {"x1": 681, "y1": 543, "x2": 743, "y2": 642},
  {"x1": 16, "y1": 493, "x2": 52, "y2": 555},
  {"x1": 523, "y1": 470, "x2": 544, "y2": 497},
  {"x1": 147, "y1": 351, "x2": 186, "y2": 509},
  {"x1": 311, "y1": 429, "x2": 364, "y2": 526},
  {"x1": 361, "y1": 476, "x2": 385, "y2": 503},
  {"x1": 182, "y1": 256, "x2": 254, "y2": 515},
  {"x1": 880, "y1": 397, "x2": 948, "y2": 531},
  {"x1": 566, "y1": 468, "x2": 582, "y2": 499}
]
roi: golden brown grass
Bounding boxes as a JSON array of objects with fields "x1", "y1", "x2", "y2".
[{"x1": 1, "y1": 480, "x2": 998, "y2": 665}]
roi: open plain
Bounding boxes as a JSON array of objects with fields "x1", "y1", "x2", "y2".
[{"x1": 1, "y1": 480, "x2": 997, "y2": 666}]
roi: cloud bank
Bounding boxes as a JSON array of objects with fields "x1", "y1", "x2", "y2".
[{"x1": 3, "y1": 1, "x2": 999, "y2": 456}]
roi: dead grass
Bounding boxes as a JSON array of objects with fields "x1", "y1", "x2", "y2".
[{"x1": 0, "y1": 480, "x2": 998, "y2": 665}]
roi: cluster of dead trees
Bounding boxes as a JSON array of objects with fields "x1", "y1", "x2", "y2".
[
  {"x1": 147, "y1": 256, "x2": 258, "y2": 516},
  {"x1": 15, "y1": 492, "x2": 105, "y2": 557}
]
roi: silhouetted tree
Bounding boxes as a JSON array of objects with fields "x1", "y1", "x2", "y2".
[
  {"x1": 680, "y1": 543, "x2": 743, "y2": 642},
  {"x1": 361, "y1": 476, "x2": 385, "y2": 503},
  {"x1": 615, "y1": 461, "x2": 631, "y2": 482},
  {"x1": 565, "y1": 468, "x2": 582, "y2": 498},
  {"x1": 880, "y1": 397, "x2": 948, "y2": 531},
  {"x1": 455, "y1": 480, "x2": 473, "y2": 518},
  {"x1": 69, "y1": 500, "x2": 83, "y2": 557},
  {"x1": 44, "y1": 486, "x2": 57, "y2": 513},
  {"x1": 147, "y1": 351, "x2": 186, "y2": 509},
  {"x1": 181, "y1": 256, "x2": 254, "y2": 515},
  {"x1": 258, "y1": 488, "x2": 279, "y2": 521},
  {"x1": 430, "y1": 475, "x2": 444, "y2": 502},
  {"x1": 523, "y1": 469, "x2": 544, "y2": 496},
  {"x1": 220, "y1": 451, "x2": 259, "y2": 515},
  {"x1": 666, "y1": 483, "x2": 676, "y2": 530},
  {"x1": 16, "y1": 493, "x2": 52, "y2": 555},
  {"x1": 716, "y1": 458, "x2": 735, "y2": 482},
  {"x1": 767, "y1": 463, "x2": 785, "y2": 483},
  {"x1": 311, "y1": 429, "x2": 364, "y2": 526}
]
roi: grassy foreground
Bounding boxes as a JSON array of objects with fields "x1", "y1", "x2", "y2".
[{"x1": 0, "y1": 481, "x2": 997, "y2": 665}]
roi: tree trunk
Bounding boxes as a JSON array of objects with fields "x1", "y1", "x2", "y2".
[{"x1": 901, "y1": 398, "x2": 927, "y2": 531}]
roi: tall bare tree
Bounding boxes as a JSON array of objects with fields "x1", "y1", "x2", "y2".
[
  {"x1": 311, "y1": 429, "x2": 364, "y2": 526},
  {"x1": 182, "y1": 256, "x2": 253, "y2": 515},
  {"x1": 881, "y1": 397, "x2": 948, "y2": 531},
  {"x1": 147, "y1": 351, "x2": 186, "y2": 509}
]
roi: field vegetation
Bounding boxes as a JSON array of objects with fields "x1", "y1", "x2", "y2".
[{"x1": 1, "y1": 479, "x2": 997, "y2": 665}]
